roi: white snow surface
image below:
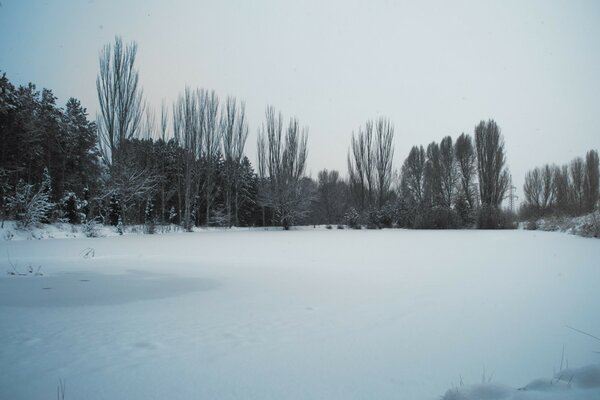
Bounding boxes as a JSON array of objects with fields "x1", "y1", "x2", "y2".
[{"x1": 1, "y1": 227, "x2": 599, "y2": 399}]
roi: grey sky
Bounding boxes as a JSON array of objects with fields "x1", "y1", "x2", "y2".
[{"x1": 1, "y1": 0, "x2": 599, "y2": 195}]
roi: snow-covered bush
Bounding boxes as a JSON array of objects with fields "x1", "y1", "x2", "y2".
[
  {"x1": 6, "y1": 179, "x2": 54, "y2": 228},
  {"x1": 3, "y1": 229, "x2": 14, "y2": 241},
  {"x1": 377, "y1": 202, "x2": 397, "y2": 228},
  {"x1": 82, "y1": 218, "x2": 102, "y2": 238},
  {"x1": 344, "y1": 207, "x2": 361, "y2": 229},
  {"x1": 168, "y1": 206, "x2": 177, "y2": 224},
  {"x1": 527, "y1": 212, "x2": 600, "y2": 239},
  {"x1": 580, "y1": 211, "x2": 600, "y2": 238},
  {"x1": 525, "y1": 220, "x2": 538, "y2": 230},
  {"x1": 209, "y1": 208, "x2": 229, "y2": 227},
  {"x1": 116, "y1": 216, "x2": 124, "y2": 235}
]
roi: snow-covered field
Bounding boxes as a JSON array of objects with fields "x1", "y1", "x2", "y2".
[{"x1": 1, "y1": 228, "x2": 599, "y2": 399}]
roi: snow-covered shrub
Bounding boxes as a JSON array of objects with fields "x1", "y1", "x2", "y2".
[
  {"x1": 580, "y1": 211, "x2": 600, "y2": 238},
  {"x1": 156, "y1": 224, "x2": 182, "y2": 234},
  {"x1": 3, "y1": 229, "x2": 14, "y2": 241},
  {"x1": 377, "y1": 202, "x2": 397, "y2": 228},
  {"x1": 344, "y1": 207, "x2": 361, "y2": 229},
  {"x1": 168, "y1": 206, "x2": 177, "y2": 224},
  {"x1": 116, "y1": 216, "x2": 124, "y2": 235},
  {"x1": 82, "y1": 218, "x2": 102, "y2": 238},
  {"x1": 6, "y1": 180, "x2": 54, "y2": 228},
  {"x1": 209, "y1": 208, "x2": 229, "y2": 227},
  {"x1": 366, "y1": 209, "x2": 380, "y2": 229},
  {"x1": 525, "y1": 220, "x2": 538, "y2": 230}
]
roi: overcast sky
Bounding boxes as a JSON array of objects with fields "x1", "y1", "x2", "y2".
[{"x1": 1, "y1": 0, "x2": 599, "y2": 195}]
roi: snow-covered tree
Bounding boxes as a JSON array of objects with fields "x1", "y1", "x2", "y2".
[
  {"x1": 144, "y1": 196, "x2": 155, "y2": 234},
  {"x1": 168, "y1": 206, "x2": 177, "y2": 224}
]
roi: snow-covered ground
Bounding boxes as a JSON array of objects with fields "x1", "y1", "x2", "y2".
[{"x1": 1, "y1": 228, "x2": 599, "y2": 399}]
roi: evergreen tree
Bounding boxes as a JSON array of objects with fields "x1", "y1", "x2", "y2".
[
  {"x1": 62, "y1": 192, "x2": 80, "y2": 224},
  {"x1": 144, "y1": 196, "x2": 155, "y2": 234},
  {"x1": 40, "y1": 167, "x2": 54, "y2": 223},
  {"x1": 109, "y1": 193, "x2": 122, "y2": 226}
]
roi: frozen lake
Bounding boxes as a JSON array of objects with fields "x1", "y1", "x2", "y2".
[{"x1": 1, "y1": 229, "x2": 599, "y2": 399}]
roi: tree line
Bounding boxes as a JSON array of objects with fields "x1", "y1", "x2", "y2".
[
  {"x1": 521, "y1": 150, "x2": 599, "y2": 219},
  {"x1": 2, "y1": 37, "x2": 598, "y2": 232}
]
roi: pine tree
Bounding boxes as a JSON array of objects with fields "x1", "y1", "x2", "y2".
[
  {"x1": 109, "y1": 193, "x2": 122, "y2": 226},
  {"x1": 81, "y1": 186, "x2": 90, "y2": 221},
  {"x1": 237, "y1": 157, "x2": 259, "y2": 226},
  {"x1": 62, "y1": 192, "x2": 80, "y2": 224},
  {"x1": 168, "y1": 206, "x2": 177, "y2": 224},
  {"x1": 144, "y1": 196, "x2": 155, "y2": 234},
  {"x1": 40, "y1": 167, "x2": 54, "y2": 223}
]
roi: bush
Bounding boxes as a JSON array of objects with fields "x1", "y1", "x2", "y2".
[
  {"x1": 6, "y1": 180, "x2": 54, "y2": 228},
  {"x1": 525, "y1": 220, "x2": 538, "y2": 230},
  {"x1": 477, "y1": 206, "x2": 517, "y2": 229},
  {"x1": 82, "y1": 218, "x2": 102, "y2": 238},
  {"x1": 379, "y1": 203, "x2": 398, "y2": 228},
  {"x1": 366, "y1": 209, "x2": 381, "y2": 229},
  {"x1": 344, "y1": 207, "x2": 361, "y2": 229},
  {"x1": 580, "y1": 211, "x2": 600, "y2": 238}
]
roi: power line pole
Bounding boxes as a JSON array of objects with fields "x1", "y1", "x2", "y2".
[{"x1": 508, "y1": 175, "x2": 518, "y2": 212}]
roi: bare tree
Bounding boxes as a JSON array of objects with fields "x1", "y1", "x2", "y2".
[
  {"x1": 200, "y1": 90, "x2": 220, "y2": 226},
  {"x1": 96, "y1": 36, "x2": 157, "y2": 224},
  {"x1": 583, "y1": 149, "x2": 599, "y2": 212},
  {"x1": 540, "y1": 164, "x2": 555, "y2": 210},
  {"x1": 347, "y1": 121, "x2": 375, "y2": 211},
  {"x1": 523, "y1": 167, "x2": 543, "y2": 211},
  {"x1": 424, "y1": 141, "x2": 441, "y2": 208},
  {"x1": 553, "y1": 164, "x2": 571, "y2": 215},
  {"x1": 439, "y1": 136, "x2": 457, "y2": 209},
  {"x1": 454, "y1": 133, "x2": 477, "y2": 209},
  {"x1": 570, "y1": 157, "x2": 585, "y2": 214},
  {"x1": 142, "y1": 107, "x2": 156, "y2": 140},
  {"x1": 374, "y1": 118, "x2": 394, "y2": 208},
  {"x1": 314, "y1": 169, "x2": 348, "y2": 224},
  {"x1": 257, "y1": 106, "x2": 309, "y2": 229},
  {"x1": 157, "y1": 101, "x2": 170, "y2": 222},
  {"x1": 257, "y1": 128, "x2": 269, "y2": 226},
  {"x1": 348, "y1": 118, "x2": 394, "y2": 211},
  {"x1": 475, "y1": 120, "x2": 509, "y2": 209},
  {"x1": 172, "y1": 88, "x2": 201, "y2": 230},
  {"x1": 400, "y1": 145, "x2": 427, "y2": 208},
  {"x1": 220, "y1": 97, "x2": 248, "y2": 226},
  {"x1": 96, "y1": 36, "x2": 144, "y2": 165}
]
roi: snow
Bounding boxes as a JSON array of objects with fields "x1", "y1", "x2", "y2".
[
  {"x1": 442, "y1": 364, "x2": 600, "y2": 399},
  {"x1": 1, "y1": 227, "x2": 599, "y2": 399}
]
